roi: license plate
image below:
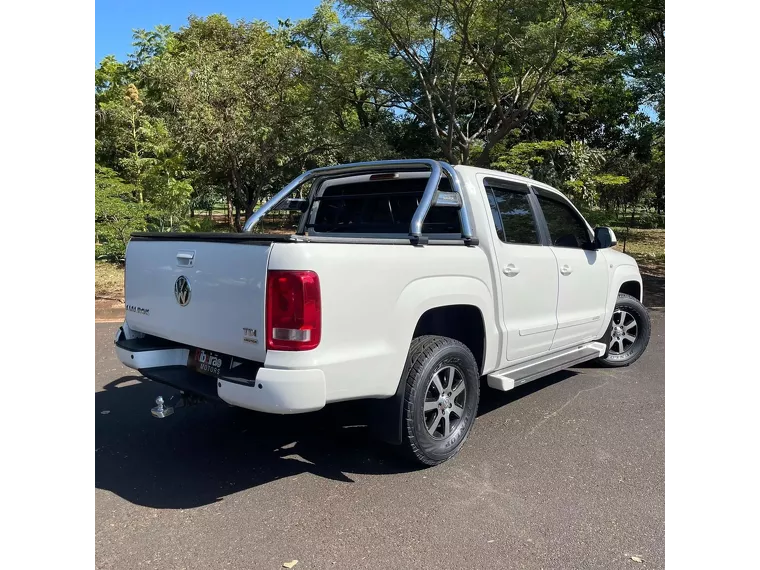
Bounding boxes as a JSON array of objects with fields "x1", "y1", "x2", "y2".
[{"x1": 188, "y1": 348, "x2": 227, "y2": 378}]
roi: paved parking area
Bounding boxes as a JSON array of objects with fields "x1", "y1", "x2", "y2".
[{"x1": 96, "y1": 309, "x2": 664, "y2": 569}]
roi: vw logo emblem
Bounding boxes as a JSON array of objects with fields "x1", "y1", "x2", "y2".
[{"x1": 174, "y1": 275, "x2": 191, "y2": 306}]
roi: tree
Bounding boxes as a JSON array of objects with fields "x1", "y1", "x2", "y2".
[
  {"x1": 96, "y1": 81, "x2": 194, "y2": 225},
  {"x1": 93, "y1": 2, "x2": 665, "y2": 251},
  {"x1": 293, "y1": 1, "x2": 401, "y2": 162},
  {"x1": 146, "y1": 15, "x2": 334, "y2": 230},
  {"x1": 604, "y1": 0, "x2": 664, "y2": 118},
  {"x1": 95, "y1": 165, "x2": 151, "y2": 260},
  {"x1": 138, "y1": 119, "x2": 194, "y2": 230},
  {"x1": 341, "y1": 0, "x2": 613, "y2": 166},
  {"x1": 491, "y1": 139, "x2": 627, "y2": 207}
]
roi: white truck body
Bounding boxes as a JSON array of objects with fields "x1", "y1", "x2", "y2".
[{"x1": 115, "y1": 160, "x2": 645, "y2": 460}]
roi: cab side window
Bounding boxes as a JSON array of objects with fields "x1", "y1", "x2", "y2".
[
  {"x1": 485, "y1": 181, "x2": 540, "y2": 245},
  {"x1": 536, "y1": 195, "x2": 592, "y2": 248}
]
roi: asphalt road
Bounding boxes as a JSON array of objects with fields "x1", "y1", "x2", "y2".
[{"x1": 96, "y1": 309, "x2": 664, "y2": 570}]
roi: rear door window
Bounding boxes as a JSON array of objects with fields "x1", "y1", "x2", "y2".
[{"x1": 484, "y1": 180, "x2": 540, "y2": 245}]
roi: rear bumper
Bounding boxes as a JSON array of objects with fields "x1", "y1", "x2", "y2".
[
  {"x1": 217, "y1": 368, "x2": 326, "y2": 414},
  {"x1": 114, "y1": 323, "x2": 326, "y2": 414}
]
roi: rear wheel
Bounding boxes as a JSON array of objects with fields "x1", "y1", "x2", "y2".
[
  {"x1": 597, "y1": 293, "x2": 651, "y2": 367},
  {"x1": 400, "y1": 335, "x2": 480, "y2": 466}
]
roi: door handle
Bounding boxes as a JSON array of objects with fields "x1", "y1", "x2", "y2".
[
  {"x1": 560, "y1": 264, "x2": 572, "y2": 276},
  {"x1": 176, "y1": 250, "x2": 195, "y2": 267},
  {"x1": 503, "y1": 264, "x2": 520, "y2": 277}
]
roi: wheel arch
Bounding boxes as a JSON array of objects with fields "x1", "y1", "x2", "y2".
[
  {"x1": 597, "y1": 265, "x2": 643, "y2": 337},
  {"x1": 391, "y1": 275, "x2": 499, "y2": 376},
  {"x1": 370, "y1": 277, "x2": 497, "y2": 446},
  {"x1": 619, "y1": 280, "x2": 642, "y2": 302},
  {"x1": 412, "y1": 304, "x2": 487, "y2": 375}
]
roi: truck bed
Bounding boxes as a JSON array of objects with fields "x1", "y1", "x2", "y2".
[{"x1": 130, "y1": 232, "x2": 476, "y2": 247}]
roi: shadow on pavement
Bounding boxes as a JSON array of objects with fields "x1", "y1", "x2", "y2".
[
  {"x1": 96, "y1": 376, "x2": 411, "y2": 509},
  {"x1": 642, "y1": 273, "x2": 665, "y2": 307},
  {"x1": 476, "y1": 370, "x2": 576, "y2": 416},
  {"x1": 96, "y1": 368, "x2": 578, "y2": 509}
]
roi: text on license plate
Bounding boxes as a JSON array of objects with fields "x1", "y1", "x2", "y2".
[{"x1": 189, "y1": 348, "x2": 224, "y2": 377}]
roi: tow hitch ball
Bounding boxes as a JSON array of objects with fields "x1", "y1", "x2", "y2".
[
  {"x1": 151, "y1": 396, "x2": 175, "y2": 418},
  {"x1": 151, "y1": 393, "x2": 201, "y2": 418}
]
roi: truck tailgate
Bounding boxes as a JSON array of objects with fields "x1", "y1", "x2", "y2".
[{"x1": 124, "y1": 239, "x2": 271, "y2": 362}]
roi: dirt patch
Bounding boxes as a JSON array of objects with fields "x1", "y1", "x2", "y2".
[
  {"x1": 96, "y1": 262, "x2": 125, "y2": 300},
  {"x1": 95, "y1": 263, "x2": 125, "y2": 320},
  {"x1": 96, "y1": 299, "x2": 124, "y2": 322},
  {"x1": 611, "y1": 228, "x2": 665, "y2": 307}
]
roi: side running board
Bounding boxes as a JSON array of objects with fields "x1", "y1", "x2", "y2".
[{"x1": 487, "y1": 342, "x2": 606, "y2": 392}]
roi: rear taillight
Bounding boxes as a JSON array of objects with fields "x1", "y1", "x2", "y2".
[{"x1": 266, "y1": 270, "x2": 321, "y2": 351}]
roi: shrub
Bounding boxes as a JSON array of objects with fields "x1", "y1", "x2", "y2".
[
  {"x1": 635, "y1": 212, "x2": 665, "y2": 229},
  {"x1": 581, "y1": 209, "x2": 619, "y2": 228},
  {"x1": 95, "y1": 165, "x2": 151, "y2": 261}
]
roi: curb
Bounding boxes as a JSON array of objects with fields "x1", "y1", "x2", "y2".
[{"x1": 95, "y1": 309, "x2": 124, "y2": 321}]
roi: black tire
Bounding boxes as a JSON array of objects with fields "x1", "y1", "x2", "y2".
[
  {"x1": 400, "y1": 335, "x2": 480, "y2": 466},
  {"x1": 597, "y1": 293, "x2": 651, "y2": 367}
]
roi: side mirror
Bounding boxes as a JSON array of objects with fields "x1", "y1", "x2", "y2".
[
  {"x1": 594, "y1": 226, "x2": 617, "y2": 249},
  {"x1": 273, "y1": 198, "x2": 309, "y2": 212}
]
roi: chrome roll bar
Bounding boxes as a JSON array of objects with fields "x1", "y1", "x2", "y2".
[
  {"x1": 242, "y1": 159, "x2": 475, "y2": 244},
  {"x1": 439, "y1": 161, "x2": 473, "y2": 241}
]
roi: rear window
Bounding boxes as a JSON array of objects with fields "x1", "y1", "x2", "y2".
[{"x1": 309, "y1": 177, "x2": 461, "y2": 235}]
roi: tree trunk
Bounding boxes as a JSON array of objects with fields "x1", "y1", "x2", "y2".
[
  {"x1": 229, "y1": 166, "x2": 245, "y2": 232},
  {"x1": 441, "y1": 139, "x2": 454, "y2": 164},
  {"x1": 461, "y1": 144, "x2": 470, "y2": 166},
  {"x1": 226, "y1": 188, "x2": 234, "y2": 231},
  {"x1": 355, "y1": 101, "x2": 370, "y2": 129},
  {"x1": 245, "y1": 201, "x2": 253, "y2": 222},
  {"x1": 622, "y1": 203, "x2": 636, "y2": 254},
  {"x1": 245, "y1": 186, "x2": 257, "y2": 222},
  {"x1": 473, "y1": 120, "x2": 515, "y2": 167},
  {"x1": 234, "y1": 201, "x2": 242, "y2": 232}
]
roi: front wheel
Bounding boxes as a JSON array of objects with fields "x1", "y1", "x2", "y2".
[
  {"x1": 597, "y1": 293, "x2": 651, "y2": 367},
  {"x1": 400, "y1": 335, "x2": 480, "y2": 466}
]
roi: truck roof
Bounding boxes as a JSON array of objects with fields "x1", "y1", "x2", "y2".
[
  {"x1": 453, "y1": 164, "x2": 566, "y2": 198},
  {"x1": 318, "y1": 162, "x2": 567, "y2": 200}
]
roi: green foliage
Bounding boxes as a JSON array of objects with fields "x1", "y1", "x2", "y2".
[
  {"x1": 96, "y1": 77, "x2": 195, "y2": 235},
  {"x1": 559, "y1": 141, "x2": 628, "y2": 206},
  {"x1": 95, "y1": 165, "x2": 151, "y2": 260},
  {"x1": 492, "y1": 140, "x2": 567, "y2": 179},
  {"x1": 579, "y1": 209, "x2": 619, "y2": 228},
  {"x1": 94, "y1": 4, "x2": 664, "y2": 256},
  {"x1": 493, "y1": 139, "x2": 628, "y2": 207},
  {"x1": 95, "y1": 56, "x2": 131, "y2": 101},
  {"x1": 605, "y1": 0, "x2": 664, "y2": 117},
  {"x1": 128, "y1": 25, "x2": 173, "y2": 70},
  {"x1": 340, "y1": 0, "x2": 621, "y2": 165},
  {"x1": 181, "y1": 216, "x2": 223, "y2": 233},
  {"x1": 635, "y1": 212, "x2": 665, "y2": 229},
  {"x1": 145, "y1": 15, "x2": 332, "y2": 229}
]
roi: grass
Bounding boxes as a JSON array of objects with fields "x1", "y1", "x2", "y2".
[
  {"x1": 95, "y1": 261, "x2": 124, "y2": 300},
  {"x1": 612, "y1": 228, "x2": 665, "y2": 277}
]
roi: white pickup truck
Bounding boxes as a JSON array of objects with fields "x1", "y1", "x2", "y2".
[{"x1": 115, "y1": 159, "x2": 650, "y2": 465}]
